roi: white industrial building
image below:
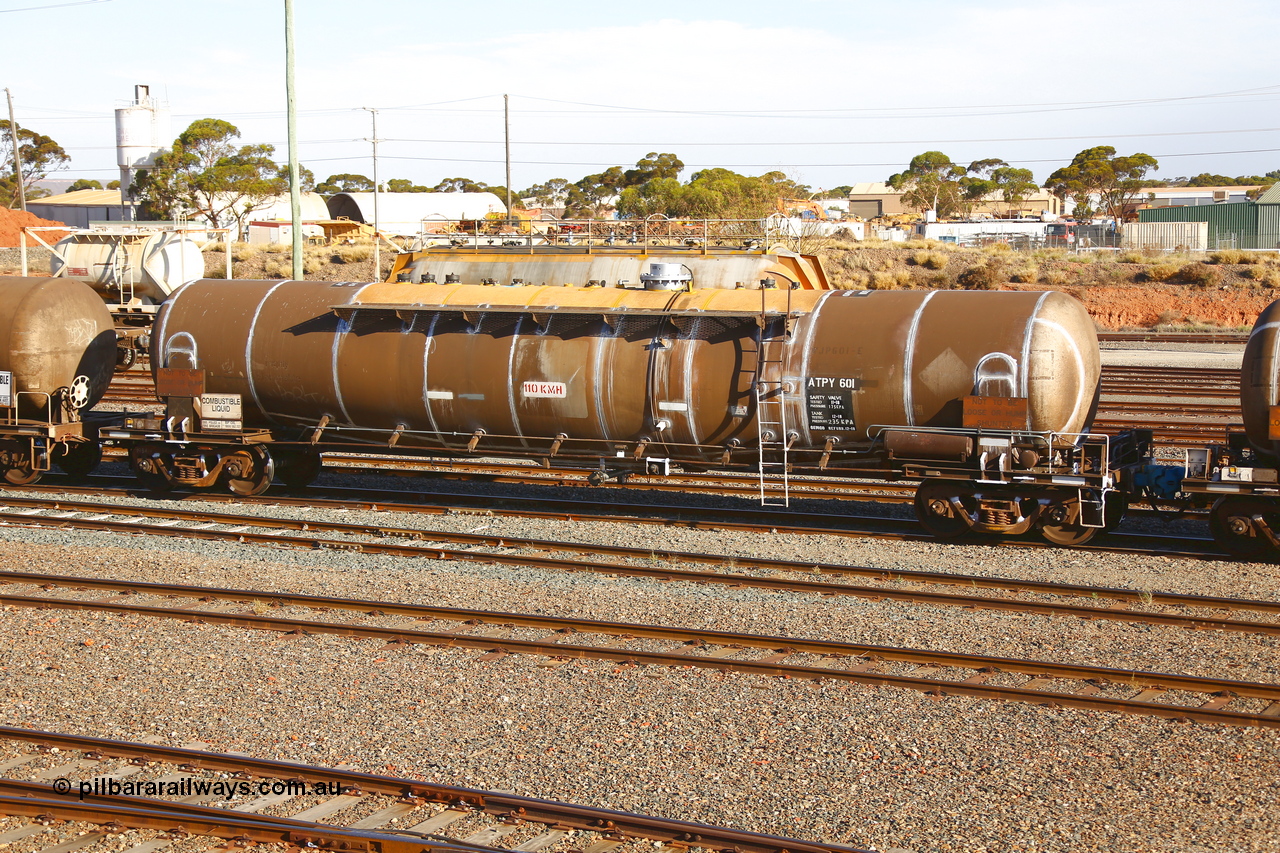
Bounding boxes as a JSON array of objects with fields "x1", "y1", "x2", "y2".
[{"x1": 326, "y1": 192, "x2": 508, "y2": 237}]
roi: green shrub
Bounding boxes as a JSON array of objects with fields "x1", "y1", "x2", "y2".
[
  {"x1": 1176, "y1": 262, "x2": 1223, "y2": 288},
  {"x1": 957, "y1": 263, "x2": 1005, "y2": 290}
]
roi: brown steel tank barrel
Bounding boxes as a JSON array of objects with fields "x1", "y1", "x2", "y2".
[
  {"x1": 153, "y1": 280, "x2": 1099, "y2": 459},
  {"x1": 1241, "y1": 298, "x2": 1280, "y2": 461},
  {"x1": 0, "y1": 276, "x2": 116, "y2": 416}
]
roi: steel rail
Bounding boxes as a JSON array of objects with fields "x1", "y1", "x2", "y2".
[
  {"x1": 0, "y1": 727, "x2": 871, "y2": 853},
  {"x1": 60, "y1": 454, "x2": 1211, "y2": 520},
  {"x1": 1097, "y1": 331, "x2": 1248, "y2": 343},
  {"x1": 4, "y1": 593, "x2": 1278, "y2": 727},
  {"x1": 0, "y1": 795, "x2": 483, "y2": 853},
  {"x1": 1, "y1": 495, "x2": 1263, "y2": 630},
  {"x1": 0, "y1": 781, "x2": 509, "y2": 853}
]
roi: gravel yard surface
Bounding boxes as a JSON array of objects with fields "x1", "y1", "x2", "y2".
[{"x1": 1, "y1": 489, "x2": 1278, "y2": 853}]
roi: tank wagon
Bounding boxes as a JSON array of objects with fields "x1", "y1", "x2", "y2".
[
  {"x1": 104, "y1": 274, "x2": 1146, "y2": 545},
  {"x1": 0, "y1": 277, "x2": 117, "y2": 483},
  {"x1": 1168, "y1": 299, "x2": 1280, "y2": 557}
]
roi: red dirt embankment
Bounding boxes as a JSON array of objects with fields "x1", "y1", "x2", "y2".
[
  {"x1": 0, "y1": 208, "x2": 68, "y2": 247},
  {"x1": 1068, "y1": 286, "x2": 1275, "y2": 329}
]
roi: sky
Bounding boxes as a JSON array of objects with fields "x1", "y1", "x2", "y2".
[{"x1": 4, "y1": 0, "x2": 1279, "y2": 195}]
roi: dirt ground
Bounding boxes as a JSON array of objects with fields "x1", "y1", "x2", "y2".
[
  {"x1": 2, "y1": 233, "x2": 1274, "y2": 331},
  {"x1": 0, "y1": 207, "x2": 69, "y2": 246},
  {"x1": 213, "y1": 241, "x2": 1279, "y2": 331}
]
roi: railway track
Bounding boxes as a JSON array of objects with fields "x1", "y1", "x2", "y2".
[
  {"x1": 0, "y1": 478, "x2": 1224, "y2": 560},
  {"x1": 3, "y1": 575, "x2": 1278, "y2": 727},
  {"x1": 0, "y1": 493, "x2": 1264, "y2": 633},
  {"x1": 1096, "y1": 331, "x2": 1249, "y2": 344},
  {"x1": 0, "y1": 727, "x2": 863, "y2": 853}
]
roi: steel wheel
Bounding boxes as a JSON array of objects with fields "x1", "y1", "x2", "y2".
[
  {"x1": 913, "y1": 483, "x2": 972, "y2": 540},
  {"x1": 3, "y1": 463, "x2": 41, "y2": 486},
  {"x1": 129, "y1": 445, "x2": 174, "y2": 492},
  {"x1": 1038, "y1": 519, "x2": 1098, "y2": 546},
  {"x1": 1209, "y1": 497, "x2": 1279, "y2": 560},
  {"x1": 224, "y1": 446, "x2": 274, "y2": 497},
  {"x1": 56, "y1": 441, "x2": 102, "y2": 479}
]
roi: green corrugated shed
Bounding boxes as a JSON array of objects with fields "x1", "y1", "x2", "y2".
[
  {"x1": 1138, "y1": 201, "x2": 1279, "y2": 249},
  {"x1": 1257, "y1": 185, "x2": 1280, "y2": 249}
]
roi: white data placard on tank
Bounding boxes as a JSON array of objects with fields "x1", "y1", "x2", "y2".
[{"x1": 0, "y1": 371, "x2": 10, "y2": 407}]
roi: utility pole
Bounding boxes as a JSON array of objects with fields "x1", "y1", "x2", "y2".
[
  {"x1": 504, "y1": 94, "x2": 512, "y2": 223},
  {"x1": 363, "y1": 106, "x2": 380, "y2": 279},
  {"x1": 284, "y1": 0, "x2": 303, "y2": 280},
  {"x1": 5, "y1": 88, "x2": 27, "y2": 212}
]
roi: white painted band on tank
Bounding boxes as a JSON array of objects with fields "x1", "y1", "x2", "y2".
[
  {"x1": 244, "y1": 279, "x2": 292, "y2": 426},
  {"x1": 1032, "y1": 316, "x2": 1089, "y2": 431},
  {"x1": 591, "y1": 320, "x2": 611, "y2": 438},
  {"x1": 328, "y1": 281, "x2": 375, "y2": 428},
  {"x1": 901, "y1": 290, "x2": 938, "y2": 427},
  {"x1": 507, "y1": 315, "x2": 529, "y2": 450},
  {"x1": 1020, "y1": 292, "x2": 1051, "y2": 399},
  {"x1": 421, "y1": 313, "x2": 445, "y2": 441},
  {"x1": 799, "y1": 290, "x2": 836, "y2": 441},
  {"x1": 152, "y1": 283, "x2": 178, "y2": 367},
  {"x1": 679, "y1": 319, "x2": 697, "y2": 442}
]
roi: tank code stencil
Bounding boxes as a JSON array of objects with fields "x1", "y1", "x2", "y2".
[
  {"x1": 522, "y1": 381, "x2": 567, "y2": 398},
  {"x1": 806, "y1": 376, "x2": 858, "y2": 430}
]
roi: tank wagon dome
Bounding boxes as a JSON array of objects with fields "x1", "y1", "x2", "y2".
[
  {"x1": 1241, "y1": 298, "x2": 1280, "y2": 461},
  {"x1": 0, "y1": 277, "x2": 116, "y2": 412}
]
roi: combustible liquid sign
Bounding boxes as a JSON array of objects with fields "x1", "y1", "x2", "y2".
[{"x1": 522, "y1": 381, "x2": 567, "y2": 398}]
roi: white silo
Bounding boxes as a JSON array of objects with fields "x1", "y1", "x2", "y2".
[{"x1": 115, "y1": 84, "x2": 171, "y2": 209}]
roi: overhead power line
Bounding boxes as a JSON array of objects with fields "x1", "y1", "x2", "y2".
[{"x1": 0, "y1": 0, "x2": 109, "y2": 11}]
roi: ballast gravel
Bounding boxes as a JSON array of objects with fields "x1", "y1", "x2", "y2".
[
  {"x1": 2, "y1": 343, "x2": 1276, "y2": 853},
  {"x1": 0, "y1": 483, "x2": 1278, "y2": 853}
]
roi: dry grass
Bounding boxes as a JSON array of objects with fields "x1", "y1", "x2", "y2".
[
  {"x1": 1243, "y1": 266, "x2": 1280, "y2": 287},
  {"x1": 1143, "y1": 263, "x2": 1181, "y2": 282},
  {"x1": 1008, "y1": 262, "x2": 1040, "y2": 283},
  {"x1": 331, "y1": 245, "x2": 373, "y2": 263},
  {"x1": 230, "y1": 243, "x2": 263, "y2": 262},
  {"x1": 869, "y1": 270, "x2": 913, "y2": 289},
  {"x1": 1040, "y1": 269, "x2": 1070, "y2": 287},
  {"x1": 1116, "y1": 250, "x2": 1146, "y2": 264},
  {"x1": 1208, "y1": 249, "x2": 1264, "y2": 264},
  {"x1": 908, "y1": 250, "x2": 948, "y2": 270}
]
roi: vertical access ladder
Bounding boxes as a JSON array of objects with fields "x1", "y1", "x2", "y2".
[{"x1": 754, "y1": 286, "x2": 792, "y2": 507}]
